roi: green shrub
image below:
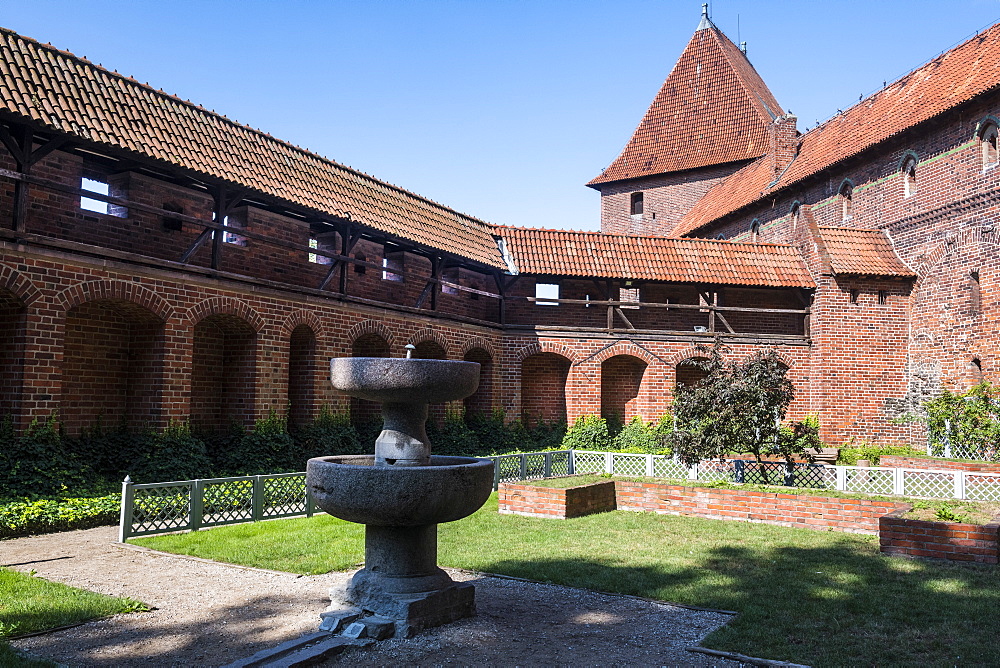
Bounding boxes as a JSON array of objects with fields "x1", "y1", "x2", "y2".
[
  {"x1": 127, "y1": 422, "x2": 212, "y2": 483},
  {"x1": 293, "y1": 406, "x2": 364, "y2": 459},
  {"x1": 921, "y1": 382, "x2": 1000, "y2": 460},
  {"x1": 0, "y1": 494, "x2": 120, "y2": 538},
  {"x1": 427, "y1": 410, "x2": 480, "y2": 456},
  {"x1": 562, "y1": 415, "x2": 611, "y2": 450},
  {"x1": 611, "y1": 415, "x2": 671, "y2": 454}
]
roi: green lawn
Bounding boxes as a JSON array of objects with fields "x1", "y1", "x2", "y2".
[
  {"x1": 1, "y1": 567, "x2": 147, "y2": 666},
  {"x1": 133, "y1": 496, "x2": 1000, "y2": 667}
]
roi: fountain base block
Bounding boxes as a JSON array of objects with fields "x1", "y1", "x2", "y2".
[{"x1": 340, "y1": 572, "x2": 476, "y2": 637}]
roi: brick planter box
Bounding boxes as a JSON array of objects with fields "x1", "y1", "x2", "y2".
[
  {"x1": 879, "y1": 510, "x2": 1000, "y2": 564},
  {"x1": 499, "y1": 478, "x2": 617, "y2": 519},
  {"x1": 614, "y1": 480, "x2": 908, "y2": 534},
  {"x1": 880, "y1": 456, "x2": 1000, "y2": 474}
]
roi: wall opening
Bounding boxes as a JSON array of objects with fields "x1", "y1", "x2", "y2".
[
  {"x1": 61, "y1": 299, "x2": 165, "y2": 435},
  {"x1": 191, "y1": 313, "x2": 256, "y2": 433},
  {"x1": 463, "y1": 347, "x2": 494, "y2": 420},
  {"x1": 350, "y1": 333, "x2": 390, "y2": 425},
  {"x1": 601, "y1": 354, "x2": 647, "y2": 427},
  {"x1": 521, "y1": 352, "x2": 570, "y2": 428},
  {"x1": 0, "y1": 290, "x2": 26, "y2": 420},
  {"x1": 287, "y1": 324, "x2": 317, "y2": 431}
]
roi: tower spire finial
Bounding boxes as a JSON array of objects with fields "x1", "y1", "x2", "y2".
[{"x1": 697, "y1": 3, "x2": 712, "y2": 30}]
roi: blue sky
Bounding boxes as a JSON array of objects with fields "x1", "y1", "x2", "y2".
[{"x1": 4, "y1": 1, "x2": 1000, "y2": 231}]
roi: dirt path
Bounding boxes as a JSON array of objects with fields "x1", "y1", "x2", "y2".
[{"x1": 4, "y1": 526, "x2": 738, "y2": 667}]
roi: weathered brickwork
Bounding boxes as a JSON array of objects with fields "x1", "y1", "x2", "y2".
[{"x1": 879, "y1": 456, "x2": 1000, "y2": 474}]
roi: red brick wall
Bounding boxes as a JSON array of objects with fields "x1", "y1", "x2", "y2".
[
  {"x1": 287, "y1": 324, "x2": 318, "y2": 430},
  {"x1": 60, "y1": 300, "x2": 164, "y2": 434},
  {"x1": 498, "y1": 479, "x2": 617, "y2": 518},
  {"x1": 0, "y1": 290, "x2": 26, "y2": 416},
  {"x1": 463, "y1": 347, "x2": 494, "y2": 418},
  {"x1": 880, "y1": 509, "x2": 1000, "y2": 564},
  {"x1": 614, "y1": 480, "x2": 907, "y2": 534},
  {"x1": 190, "y1": 314, "x2": 257, "y2": 432},
  {"x1": 521, "y1": 353, "x2": 570, "y2": 426}
]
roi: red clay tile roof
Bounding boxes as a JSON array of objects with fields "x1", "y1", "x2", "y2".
[
  {"x1": 588, "y1": 19, "x2": 782, "y2": 187},
  {"x1": 0, "y1": 27, "x2": 505, "y2": 268},
  {"x1": 494, "y1": 227, "x2": 813, "y2": 287},
  {"x1": 675, "y1": 22, "x2": 1000, "y2": 236},
  {"x1": 817, "y1": 227, "x2": 915, "y2": 277}
]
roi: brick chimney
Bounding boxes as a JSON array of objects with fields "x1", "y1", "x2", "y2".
[{"x1": 770, "y1": 114, "x2": 798, "y2": 176}]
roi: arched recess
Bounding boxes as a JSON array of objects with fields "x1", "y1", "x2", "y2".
[
  {"x1": 675, "y1": 357, "x2": 709, "y2": 389},
  {"x1": 0, "y1": 288, "x2": 27, "y2": 419},
  {"x1": 287, "y1": 324, "x2": 317, "y2": 431},
  {"x1": 61, "y1": 298, "x2": 166, "y2": 435},
  {"x1": 350, "y1": 332, "x2": 390, "y2": 425},
  {"x1": 409, "y1": 328, "x2": 449, "y2": 358},
  {"x1": 520, "y1": 352, "x2": 571, "y2": 427},
  {"x1": 191, "y1": 312, "x2": 257, "y2": 433},
  {"x1": 463, "y1": 347, "x2": 494, "y2": 419},
  {"x1": 601, "y1": 354, "x2": 647, "y2": 426}
]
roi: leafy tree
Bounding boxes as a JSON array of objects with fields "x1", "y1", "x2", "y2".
[{"x1": 668, "y1": 343, "x2": 816, "y2": 475}]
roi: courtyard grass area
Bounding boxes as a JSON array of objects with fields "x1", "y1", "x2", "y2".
[
  {"x1": 1, "y1": 567, "x2": 147, "y2": 666},
  {"x1": 133, "y1": 496, "x2": 1000, "y2": 667}
]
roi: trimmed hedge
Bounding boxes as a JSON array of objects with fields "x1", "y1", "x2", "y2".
[{"x1": 0, "y1": 494, "x2": 120, "y2": 539}]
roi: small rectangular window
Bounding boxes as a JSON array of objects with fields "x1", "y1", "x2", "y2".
[
  {"x1": 213, "y1": 212, "x2": 247, "y2": 246},
  {"x1": 441, "y1": 268, "x2": 460, "y2": 295},
  {"x1": 309, "y1": 238, "x2": 332, "y2": 265},
  {"x1": 80, "y1": 177, "x2": 110, "y2": 214},
  {"x1": 619, "y1": 286, "x2": 640, "y2": 309},
  {"x1": 850, "y1": 289, "x2": 859, "y2": 305},
  {"x1": 877, "y1": 290, "x2": 888, "y2": 305},
  {"x1": 630, "y1": 192, "x2": 644, "y2": 216},
  {"x1": 535, "y1": 282, "x2": 560, "y2": 306},
  {"x1": 382, "y1": 251, "x2": 404, "y2": 281}
]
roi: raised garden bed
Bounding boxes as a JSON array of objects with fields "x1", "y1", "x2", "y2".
[
  {"x1": 499, "y1": 475, "x2": 616, "y2": 519},
  {"x1": 501, "y1": 475, "x2": 1000, "y2": 564},
  {"x1": 880, "y1": 455, "x2": 1000, "y2": 474}
]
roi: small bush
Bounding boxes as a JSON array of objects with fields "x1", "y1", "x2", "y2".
[
  {"x1": 562, "y1": 415, "x2": 611, "y2": 451},
  {"x1": 611, "y1": 415, "x2": 672, "y2": 454},
  {"x1": 127, "y1": 422, "x2": 212, "y2": 483},
  {"x1": 293, "y1": 406, "x2": 364, "y2": 459}
]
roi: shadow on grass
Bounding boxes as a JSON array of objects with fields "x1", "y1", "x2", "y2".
[{"x1": 476, "y1": 544, "x2": 1000, "y2": 667}]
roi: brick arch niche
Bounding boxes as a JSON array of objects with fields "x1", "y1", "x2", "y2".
[
  {"x1": 350, "y1": 332, "x2": 390, "y2": 425},
  {"x1": 0, "y1": 288, "x2": 27, "y2": 419},
  {"x1": 601, "y1": 354, "x2": 648, "y2": 426},
  {"x1": 191, "y1": 313, "x2": 257, "y2": 433},
  {"x1": 287, "y1": 324, "x2": 317, "y2": 430},
  {"x1": 463, "y1": 347, "x2": 494, "y2": 419},
  {"x1": 676, "y1": 357, "x2": 709, "y2": 389},
  {"x1": 520, "y1": 352, "x2": 571, "y2": 427},
  {"x1": 61, "y1": 298, "x2": 166, "y2": 435}
]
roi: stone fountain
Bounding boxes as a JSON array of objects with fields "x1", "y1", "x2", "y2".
[{"x1": 307, "y1": 345, "x2": 494, "y2": 638}]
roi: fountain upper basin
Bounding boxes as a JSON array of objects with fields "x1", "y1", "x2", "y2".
[
  {"x1": 330, "y1": 357, "x2": 479, "y2": 404},
  {"x1": 307, "y1": 455, "x2": 494, "y2": 526}
]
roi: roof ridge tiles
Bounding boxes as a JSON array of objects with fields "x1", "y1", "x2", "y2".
[{"x1": 0, "y1": 25, "x2": 494, "y2": 230}]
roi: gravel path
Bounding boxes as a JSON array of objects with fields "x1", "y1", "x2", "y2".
[{"x1": 4, "y1": 526, "x2": 738, "y2": 667}]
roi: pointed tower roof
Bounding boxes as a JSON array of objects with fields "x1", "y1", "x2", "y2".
[{"x1": 588, "y1": 7, "x2": 783, "y2": 187}]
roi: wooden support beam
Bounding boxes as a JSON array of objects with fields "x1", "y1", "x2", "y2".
[{"x1": 210, "y1": 186, "x2": 248, "y2": 270}]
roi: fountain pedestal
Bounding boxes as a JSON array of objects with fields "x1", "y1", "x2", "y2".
[{"x1": 307, "y1": 354, "x2": 493, "y2": 637}]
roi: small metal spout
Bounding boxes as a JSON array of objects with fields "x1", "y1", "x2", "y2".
[{"x1": 405, "y1": 344, "x2": 416, "y2": 359}]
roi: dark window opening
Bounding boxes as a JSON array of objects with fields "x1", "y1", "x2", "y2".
[
  {"x1": 354, "y1": 252, "x2": 367, "y2": 274},
  {"x1": 971, "y1": 269, "x2": 982, "y2": 313},
  {"x1": 902, "y1": 156, "x2": 917, "y2": 197},
  {"x1": 850, "y1": 289, "x2": 860, "y2": 305},
  {"x1": 982, "y1": 123, "x2": 999, "y2": 169},
  {"x1": 750, "y1": 219, "x2": 761, "y2": 242},
  {"x1": 382, "y1": 250, "x2": 404, "y2": 282},
  {"x1": 630, "y1": 192, "x2": 644, "y2": 215},
  {"x1": 839, "y1": 182, "x2": 853, "y2": 222},
  {"x1": 162, "y1": 202, "x2": 184, "y2": 231},
  {"x1": 878, "y1": 290, "x2": 888, "y2": 305}
]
